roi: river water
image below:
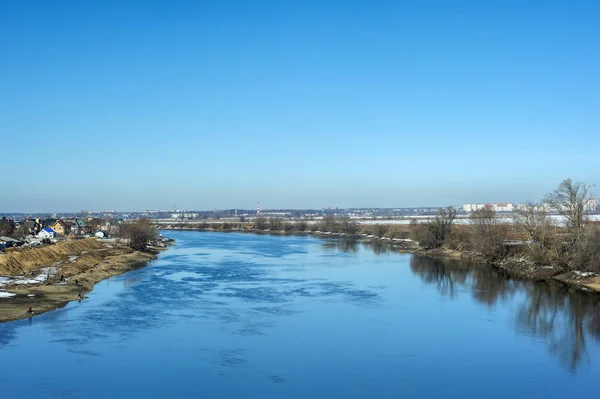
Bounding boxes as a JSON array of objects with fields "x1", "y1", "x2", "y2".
[{"x1": 1, "y1": 231, "x2": 599, "y2": 398}]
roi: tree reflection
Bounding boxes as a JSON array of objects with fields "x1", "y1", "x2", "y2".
[
  {"x1": 364, "y1": 241, "x2": 391, "y2": 256},
  {"x1": 516, "y1": 284, "x2": 600, "y2": 371},
  {"x1": 409, "y1": 255, "x2": 600, "y2": 371},
  {"x1": 321, "y1": 239, "x2": 359, "y2": 253},
  {"x1": 410, "y1": 256, "x2": 466, "y2": 298}
]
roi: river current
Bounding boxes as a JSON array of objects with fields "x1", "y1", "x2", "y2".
[{"x1": 1, "y1": 231, "x2": 599, "y2": 398}]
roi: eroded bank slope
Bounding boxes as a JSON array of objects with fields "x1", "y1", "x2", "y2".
[{"x1": 0, "y1": 238, "x2": 160, "y2": 322}]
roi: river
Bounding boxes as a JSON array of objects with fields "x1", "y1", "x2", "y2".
[{"x1": 1, "y1": 231, "x2": 599, "y2": 398}]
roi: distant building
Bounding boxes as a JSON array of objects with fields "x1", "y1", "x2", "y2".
[
  {"x1": 37, "y1": 227, "x2": 56, "y2": 239},
  {"x1": 70, "y1": 219, "x2": 91, "y2": 235},
  {"x1": 171, "y1": 213, "x2": 199, "y2": 219},
  {"x1": 585, "y1": 198, "x2": 599, "y2": 212},
  {"x1": 52, "y1": 220, "x2": 72, "y2": 236},
  {"x1": 463, "y1": 203, "x2": 514, "y2": 213}
]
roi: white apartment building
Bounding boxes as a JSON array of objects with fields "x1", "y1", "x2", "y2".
[{"x1": 463, "y1": 203, "x2": 515, "y2": 213}]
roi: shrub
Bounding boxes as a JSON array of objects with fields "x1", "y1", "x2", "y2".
[
  {"x1": 269, "y1": 217, "x2": 284, "y2": 231},
  {"x1": 121, "y1": 218, "x2": 157, "y2": 251},
  {"x1": 254, "y1": 217, "x2": 268, "y2": 230},
  {"x1": 571, "y1": 225, "x2": 600, "y2": 273}
]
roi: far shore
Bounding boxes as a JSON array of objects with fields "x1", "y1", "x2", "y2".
[{"x1": 0, "y1": 238, "x2": 169, "y2": 323}]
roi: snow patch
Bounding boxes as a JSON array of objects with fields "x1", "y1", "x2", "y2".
[{"x1": 0, "y1": 292, "x2": 16, "y2": 298}]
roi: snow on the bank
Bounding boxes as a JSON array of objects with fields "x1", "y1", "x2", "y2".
[
  {"x1": 0, "y1": 292, "x2": 16, "y2": 298},
  {"x1": 12, "y1": 274, "x2": 48, "y2": 285},
  {"x1": 0, "y1": 266, "x2": 59, "y2": 286}
]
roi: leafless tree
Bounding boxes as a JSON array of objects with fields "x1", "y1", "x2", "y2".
[
  {"x1": 418, "y1": 207, "x2": 456, "y2": 249},
  {"x1": 513, "y1": 202, "x2": 556, "y2": 264},
  {"x1": 513, "y1": 202, "x2": 553, "y2": 248},
  {"x1": 434, "y1": 207, "x2": 457, "y2": 235},
  {"x1": 544, "y1": 179, "x2": 593, "y2": 231},
  {"x1": 470, "y1": 207, "x2": 506, "y2": 261},
  {"x1": 121, "y1": 218, "x2": 158, "y2": 250},
  {"x1": 470, "y1": 207, "x2": 496, "y2": 235},
  {"x1": 253, "y1": 217, "x2": 268, "y2": 230}
]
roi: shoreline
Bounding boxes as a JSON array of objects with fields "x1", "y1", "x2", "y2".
[
  {"x1": 158, "y1": 226, "x2": 600, "y2": 294},
  {"x1": 0, "y1": 238, "x2": 169, "y2": 323}
]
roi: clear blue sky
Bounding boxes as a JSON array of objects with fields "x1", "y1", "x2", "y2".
[{"x1": 1, "y1": 0, "x2": 599, "y2": 212}]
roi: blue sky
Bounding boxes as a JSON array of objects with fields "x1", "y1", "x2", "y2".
[{"x1": 1, "y1": 0, "x2": 599, "y2": 212}]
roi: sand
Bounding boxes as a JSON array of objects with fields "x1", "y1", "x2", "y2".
[{"x1": 0, "y1": 239, "x2": 163, "y2": 323}]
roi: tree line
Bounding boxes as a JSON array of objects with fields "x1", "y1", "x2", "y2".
[{"x1": 410, "y1": 178, "x2": 599, "y2": 272}]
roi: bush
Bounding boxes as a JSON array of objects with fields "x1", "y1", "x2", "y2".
[
  {"x1": 383, "y1": 225, "x2": 409, "y2": 239},
  {"x1": 294, "y1": 219, "x2": 308, "y2": 231},
  {"x1": 338, "y1": 217, "x2": 359, "y2": 234},
  {"x1": 254, "y1": 217, "x2": 268, "y2": 230},
  {"x1": 283, "y1": 223, "x2": 295, "y2": 232},
  {"x1": 269, "y1": 217, "x2": 284, "y2": 231},
  {"x1": 446, "y1": 227, "x2": 472, "y2": 251},
  {"x1": 571, "y1": 225, "x2": 600, "y2": 273},
  {"x1": 470, "y1": 208, "x2": 507, "y2": 262},
  {"x1": 121, "y1": 218, "x2": 157, "y2": 250},
  {"x1": 409, "y1": 220, "x2": 426, "y2": 242},
  {"x1": 319, "y1": 215, "x2": 339, "y2": 232},
  {"x1": 371, "y1": 224, "x2": 389, "y2": 237}
]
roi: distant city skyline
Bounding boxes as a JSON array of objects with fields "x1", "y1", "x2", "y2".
[{"x1": 1, "y1": 1, "x2": 598, "y2": 213}]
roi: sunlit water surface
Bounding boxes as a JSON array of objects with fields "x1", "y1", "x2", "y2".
[{"x1": 1, "y1": 231, "x2": 599, "y2": 398}]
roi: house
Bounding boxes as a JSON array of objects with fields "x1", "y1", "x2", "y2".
[
  {"x1": 87, "y1": 218, "x2": 103, "y2": 231},
  {"x1": 37, "y1": 227, "x2": 57, "y2": 239},
  {"x1": 52, "y1": 220, "x2": 72, "y2": 236},
  {"x1": 102, "y1": 218, "x2": 124, "y2": 234},
  {"x1": 70, "y1": 219, "x2": 91, "y2": 235},
  {"x1": 0, "y1": 236, "x2": 23, "y2": 247}
]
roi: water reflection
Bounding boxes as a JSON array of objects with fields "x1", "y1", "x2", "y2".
[
  {"x1": 321, "y1": 239, "x2": 393, "y2": 256},
  {"x1": 2, "y1": 233, "x2": 600, "y2": 381},
  {"x1": 409, "y1": 255, "x2": 600, "y2": 371},
  {"x1": 321, "y1": 239, "x2": 359, "y2": 253}
]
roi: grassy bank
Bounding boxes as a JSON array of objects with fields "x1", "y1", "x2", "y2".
[{"x1": 0, "y1": 238, "x2": 165, "y2": 322}]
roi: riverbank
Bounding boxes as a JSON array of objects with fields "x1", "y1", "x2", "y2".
[
  {"x1": 0, "y1": 238, "x2": 168, "y2": 322},
  {"x1": 157, "y1": 224, "x2": 600, "y2": 293}
]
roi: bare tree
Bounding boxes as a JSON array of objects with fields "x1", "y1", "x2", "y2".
[
  {"x1": 470, "y1": 207, "x2": 496, "y2": 236},
  {"x1": 418, "y1": 207, "x2": 456, "y2": 249},
  {"x1": 121, "y1": 218, "x2": 158, "y2": 250},
  {"x1": 544, "y1": 179, "x2": 592, "y2": 231},
  {"x1": 433, "y1": 206, "x2": 457, "y2": 239},
  {"x1": 253, "y1": 217, "x2": 268, "y2": 230},
  {"x1": 470, "y1": 207, "x2": 506, "y2": 261},
  {"x1": 513, "y1": 202, "x2": 553, "y2": 248}
]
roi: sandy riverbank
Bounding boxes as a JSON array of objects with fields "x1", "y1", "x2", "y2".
[{"x1": 0, "y1": 238, "x2": 166, "y2": 323}]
